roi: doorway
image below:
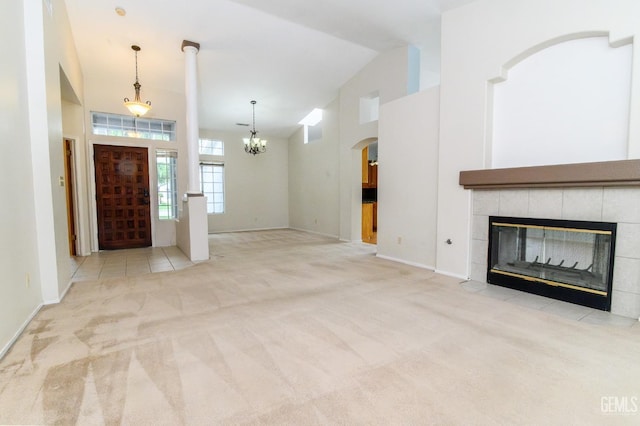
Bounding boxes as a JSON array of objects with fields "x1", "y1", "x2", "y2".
[
  {"x1": 94, "y1": 144, "x2": 152, "y2": 249},
  {"x1": 361, "y1": 142, "x2": 378, "y2": 244}
]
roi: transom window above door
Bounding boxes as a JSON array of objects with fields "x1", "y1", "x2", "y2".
[
  {"x1": 91, "y1": 111, "x2": 176, "y2": 141},
  {"x1": 199, "y1": 138, "x2": 224, "y2": 156}
]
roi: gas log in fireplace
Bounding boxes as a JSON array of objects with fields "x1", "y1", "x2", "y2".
[{"x1": 487, "y1": 216, "x2": 617, "y2": 311}]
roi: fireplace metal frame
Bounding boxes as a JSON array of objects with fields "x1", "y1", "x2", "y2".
[{"x1": 487, "y1": 216, "x2": 617, "y2": 311}]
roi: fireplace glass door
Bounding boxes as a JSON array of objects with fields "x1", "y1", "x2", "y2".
[{"x1": 488, "y1": 216, "x2": 616, "y2": 310}]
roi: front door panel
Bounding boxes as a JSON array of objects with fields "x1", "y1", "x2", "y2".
[{"x1": 94, "y1": 144, "x2": 152, "y2": 249}]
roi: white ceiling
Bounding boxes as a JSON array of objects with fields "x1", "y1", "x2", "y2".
[{"x1": 63, "y1": 0, "x2": 474, "y2": 138}]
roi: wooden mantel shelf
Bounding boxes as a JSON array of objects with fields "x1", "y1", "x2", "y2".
[{"x1": 459, "y1": 159, "x2": 640, "y2": 189}]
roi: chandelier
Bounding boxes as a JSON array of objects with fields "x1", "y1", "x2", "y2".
[
  {"x1": 243, "y1": 100, "x2": 267, "y2": 155},
  {"x1": 123, "y1": 45, "x2": 152, "y2": 117}
]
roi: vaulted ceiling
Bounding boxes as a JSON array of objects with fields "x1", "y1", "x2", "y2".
[{"x1": 63, "y1": 0, "x2": 474, "y2": 138}]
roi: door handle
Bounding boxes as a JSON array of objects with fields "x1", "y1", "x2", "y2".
[{"x1": 139, "y1": 188, "x2": 150, "y2": 204}]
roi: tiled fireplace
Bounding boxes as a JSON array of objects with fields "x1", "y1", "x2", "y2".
[
  {"x1": 461, "y1": 160, "x2": 640, "y2": 319},
  {"x1": 487, "y1": 215, "x2": 616, "y2": 311}
]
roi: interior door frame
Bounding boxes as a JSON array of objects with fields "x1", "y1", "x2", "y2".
[
  {"x1": 88, "y1": 141, "x2": 157, "y2": 251},
  {"x1": 63, "y1": 138, "x2": 78, "y2": 256}
]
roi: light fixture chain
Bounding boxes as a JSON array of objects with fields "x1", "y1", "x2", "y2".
[
  {"x1": 251, "y1": 100, "x2": 257, "y2": 135},
  {"x1": 135, "y1": 49, "x2": 139, "y2": 82}
]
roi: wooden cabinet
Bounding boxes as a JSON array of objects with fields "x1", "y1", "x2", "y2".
[
  {"x1": 362, "y1": 202, "x2": 375, "y2": 243},
  {"x1": 368, "y1": 164, "x2": 378, "y2": 188}
]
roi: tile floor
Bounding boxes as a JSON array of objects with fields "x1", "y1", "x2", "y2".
[
  {"x1": 70, "y1": 246, "x2": 195, "y2": 282},
  {"x1": 461, "y1": 279, "x2": 640, "y2": 328}
]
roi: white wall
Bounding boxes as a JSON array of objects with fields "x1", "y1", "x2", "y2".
[
  {"x1": 492, "y1": 36, "x2": 631, "y2": 168},
  {"x1": 42, "y1": 0, "x2": 85, "y2": 299},
  {"x1": 24, "y1": 0, "x2": 58, "y2": 303},
  {"x1": 1, "y1": 0, "x2": 84, "y2": 355},
  {"x1": 339, "y1": 46, "x2": 415, "y2": 241},
  {"x1": 288, "y1": 98, "x2": 340, "y2": 237},
  {"x1": 199, "y1": 130, "x2": 289, "y2": 233},
  {"x1": 438, "y1": 0, "x2": 640, "y2": 279},
  {"x1": 419, "y1": 24, "x2": 442, "y2": 90},
  {"x1": 0, "y1": 0, "x2": 45, "y2": 357},
  {"x1": 289, "y1": 45, "x2": 429, "y2": 244},
  {"x1": 377, "y1": 88, "x2": 440, "y2": 268}
]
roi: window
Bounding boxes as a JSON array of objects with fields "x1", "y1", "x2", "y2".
[
  {"x1": 359, "y1": 92, "x2": 379, "y2": 124},
  {"x1": 157, "y1": 150, "x2": 178, "y2": 219},
  {"x1": 298, "y1": 108, "x2": 323, "y2": 144},
  {"x1": 91, "y1": 112, "x2": 176, "y2": 141},
  {"x1": 303, "y1": 123, "x2": 323, "y2": 144},
  {"x1": 200, "y1": 163, "x2": 224, "y2": 214},
  {"x1": 199, "y1": 138, "x2": 224, "y2": 155}
]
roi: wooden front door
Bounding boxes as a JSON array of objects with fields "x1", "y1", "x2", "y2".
[{"x1": 94, "y1": 144, "x2": 152, "y2": 250}]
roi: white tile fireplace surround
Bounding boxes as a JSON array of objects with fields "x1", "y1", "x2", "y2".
[{"x1": 470, "y1": 187, "x2": 640, "y2": 319}]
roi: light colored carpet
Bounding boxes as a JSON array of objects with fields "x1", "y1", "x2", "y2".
[{"x1": 1, "y1": 229, "x2": 639, "y2": 425}]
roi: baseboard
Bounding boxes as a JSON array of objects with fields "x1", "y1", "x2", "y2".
[
  {"x1": 434, "y1": 269, "x2": 470, "y2": 281},
  {"x1": 0, "y1": 303, "x2": 43, "y2": 360},
  {"x1": 208, "y1": 226, "x2": 288, "y2": 234},
  {"x1": 376, "y1": 254, "x2": 435, "y2": 271},
  {"x1": 43, "y1": 280, "x2": 74, "y2": 306},
  {"x1": 208, "y1": 227, "x2": 341, "y2": 240},
  {"x1": 288, "y1": 227, "x2": 340, "y2": 240}
]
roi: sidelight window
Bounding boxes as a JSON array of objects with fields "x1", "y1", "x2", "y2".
[{"x1": 157, "y1": 150, "x2": 178, "y2": 219}]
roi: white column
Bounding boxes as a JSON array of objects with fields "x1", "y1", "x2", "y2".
[
  {"x1": 182, "y1": 40, "x2": 201, "y2": 194},
  {"x1": 177, "y1": 40, "x2": 209, "y2": 262}
]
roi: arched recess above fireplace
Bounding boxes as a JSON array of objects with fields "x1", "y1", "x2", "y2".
[{"x1": 489, "y1": 35, "x2": 632, "y2": 169}]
